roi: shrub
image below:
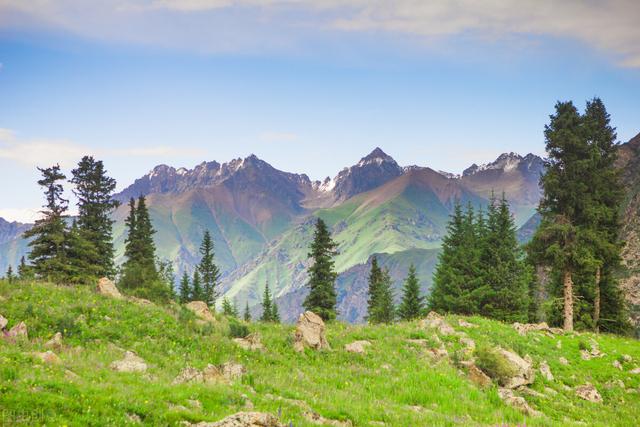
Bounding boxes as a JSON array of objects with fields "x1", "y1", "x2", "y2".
[
  {"x1": 228, "y1": 320, "x2": 249, "y2": 339},
  {"x1": 474, "y1": 346, "x2": 516, "y2": 385},
  {"x1": 578, "y1": 340, "x2": 589, "y2": 351}
]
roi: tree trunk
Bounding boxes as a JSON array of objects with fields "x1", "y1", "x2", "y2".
[
  {"x1": 563, "y1": 269, "x2": 574, "y2": 331},
  {"x1": 594, "y1": 266, "x2": 601, "y2": 333}
]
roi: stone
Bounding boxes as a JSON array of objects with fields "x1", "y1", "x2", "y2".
[
  {"x1": 96, "y1": 277, "x2": 122, "y2": 299},
  {"x1": 233, "y1": 333, "x2": 264, "y2": 351},
  {"x1": 559, "y1": 357, "x2": 569, "y2": 366},
  {"x1": 187, "y1": 399, "x2": 202, "y2": 410},
  {"x1": 497, "y1": 348, "x2": 535, "y2": 389},
  {"x1": 459, "y1": 337, "x2": 476, "y2": 350},
  {"x1": 220, "y1": 362, "x2": 246, "y2": 382},
  {"x1": 426, "y1": 346, "x2": 448, "y2": 361},
  {"x1": 172, "y1": 367, "x2": 204, "y2": 385},
  {"x1": 174, "y1": 363, "x2": 246, "y2": 385},
  {"x1": 622, "y1": 354, "x2": 633, "y2": 363},
  {"x1": 188, "y1": 411, "x2": 284, "y2": 427},
  {"x1": 556, "y1": 340, "x2": 562, "y2": 349},
  {"x1": 512, "y1": 322, "x2": 552, "y2": 336},
  {"x1": 110, "y1": 351, "x2": 147, "y2": 373},
  {"x1": 0, "y1": 314, "x2": 7, "y2": 330},
  {"x1": 186, "y1": 301, "x2": 216, "y2": 322},
  {"x1": 65, "y1": 369, "x2": 79, "y2": 380},
  {"x1": 468, "y1": 364, "x2": 492, "y2": 388},
  {"x1": 539, "y1": 360, "x2": 554, "y2": 381},
  {"x1": 128, "y1": 296, "x2": 153, "y2": 306},
  {"x1": 127, "y1": 413, "x2": 142, "y2": 424},
  {"x1": 575, "y1": 383, "x2": 603, "y2": 403},
  {"x1": 45, "y1": 332, "x2": 63, "y2": 350},
  {"x1": 613, "y1": 360, "x2": 623, "y2": 370},
  {"x1": 498, "y1": 388, "x2": 541, "y2": 417},
  {"x1": 6, "y1": 321, "x2": 28, "y2": 340},
  {"x1": 419, "y1": 311, "x2": 455, "y2": 336},
  {"x1": 630, "y1": 367, "x2": 640, "y2": 374},
  {"x1": 344, "y1": 340, "x2": 371, "y2": 354},
  {"x1": 544, "y1": 387, "x2": 557, "y2": 396},
  {"x1": 458, "y1": 319, "x2": 478, "y2": 328},
  {"x1": 33, "y1": 350, "x2": 61, "y2": 365},
  {"x1": 303, "y1": 411, "x2": 353, "y2": 426},
  {"x1": 293, "y1": 311, "x2": 330, "y2": 352},
  {"x1": 405, "y1": 339, "x2": 429, "y2": 347}
]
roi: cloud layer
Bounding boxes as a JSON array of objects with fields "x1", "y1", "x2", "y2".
[{"x1": 1, "y1": 0, "x2": 639, "y2": 66}]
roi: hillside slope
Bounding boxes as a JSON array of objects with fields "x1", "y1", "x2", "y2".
[{"x1": 1, "y1": 281, "x2": 640, "y2": 426}]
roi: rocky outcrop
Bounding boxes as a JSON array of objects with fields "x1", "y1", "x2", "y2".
[
  {"x1": 96, "y1": 277, "x2": 122, "y2": 299},
  {"x1": 344, "y1": 340, "x2": 371, "y2": 354},
  {"x1": 419, "y1": 312, "x2": 455, "y2": 336},
  {"x1": 173, "y1": 362, "x2": 246, "y2": 385},
  {"x1": 186, "y1": 301, "x2": 216, "y2": 322},
  {"x1": 233, "y1": 333, "x2": 264, "y2": 351},
  {"x1": 293, "y1": 311, "x2": 329, "y2": 352},
  {"x1": 33, "y1": 350, "x2": 61, "y2": 365},
  {"x1": 498, "y1": 388, "x2": 541, "y2": 417},
  {"x1": 468, "y1": 364, "x2": 492, "y2": 388},
  {"x1": 110, "y1": 351, "x2": 148, "y2": 373},
  {"x1": 0, "y1": 314, "x2": 7, "y2": 330},
  {"x1": 187, "y1": 411, "x2": 284, "y2": 427},
  {"x1": 539, "y1": 360, "x2": 554, "y2": 381},
  {"x1": 512, "y1": 322, "x2": 562, "y2": 336},
  {"x1": 4, "y1": 321, "x2": 28, "y2": 341},
  {"x1": 498, "y1": 349, "x2": 535, "y2": 389},
  {"x1": 45, "y1": 332, "x2": 63, "y2": 350},
  {"x1": 575, "y1": 384, "x2": 602, "y2": 403}
]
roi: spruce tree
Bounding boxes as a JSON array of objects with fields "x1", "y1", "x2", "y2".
[
  {"x1": 369, "y1": 268, "x2": 395, "y2": 324},
  {"x1": 198, "y1": 230, "x2": 220, "y2": 307},
  {"x1": 222, "y1": 297, "x2": 236, "y2": 317},
  {"x1": 243, "y1": 301, "x2": 251, "y2": 322},
  {"x1": 23, "y1": 165, "x2": 69, "y2": 283},
  {"x1": 303, "y1": 218, "x2": 338, "y2": 321},
  {"x1": 6, "y1": 265, "x2": 14, "y2": 283},
  {"x1": 179, "y1": 271, "x2": 192, "y2": 303},
  {"x1": 191, "y1": 270, "x2": 203, "y2": 302},
  {"x1": 260, "y1": 282, "x2": 274, "y2": 322},
  {"x1": 366, "y1": 256, "x2": 384, "y2": 322},
  {"x1": 271, "y1": 300, "x2": 280, "y2": 323},
  {"x1": 65, "y1": 220, "x2": 101, "y2": 284},
  {"x1": 17, "y1": 256, "x2": 32, "y2": 280},
  {"x1": 70, "y1": 156, "x2": 119, "y2": 278},
  {"x1": 398, "y1": 264, "x2": 424, "y2": 321}
]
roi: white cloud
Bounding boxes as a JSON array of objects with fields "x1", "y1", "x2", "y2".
[
  {"x1": 0, "y1": 128, "x2": 204, "y2": 169},
  {"x1": 0, "y1": 0, "x2": 639, "y2": 66},
  {"x1": 0, "y1": 207, "x2": 42, "y2": 223},
  {"x1": 259, "y1": 131, "x2": 299, "y2": 143}
]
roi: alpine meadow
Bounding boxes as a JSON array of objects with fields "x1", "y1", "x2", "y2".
[{"x1": 2, "y1": 1, "x2": 640, "y2": 426}]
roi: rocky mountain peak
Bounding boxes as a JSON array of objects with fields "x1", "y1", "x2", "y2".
[
  {"x1": 463, "y1": 152, "x2": 543, "y2": 177},
  {"x1": 331, "y1": 148, "x2": 403, "y2": 200}
]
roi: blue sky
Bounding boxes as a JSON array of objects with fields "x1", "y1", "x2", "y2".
[{"x1": 1, "y1": 1, "x2": 640, "y2": 222}]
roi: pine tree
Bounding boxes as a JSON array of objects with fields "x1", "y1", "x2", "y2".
[
  {"x1": 70, "y1": 156, "x2": 119, "y2": 278},
  {"x1": 260, "y1": 282, "x2": 274, "y2": 322},
  {"x1": 65, "y1": 220, "x2": 101, "y2": 284},
  {"x1": 243, "y1": 301, "x2": 251, "y2": 322},
  {"x1": 369, "y1": 268, "x2": 395, "y2": 324},
  {"x1": 398, "y1": 264, "x2": 424, "y2": 321},
  {"x1": 198, "y1": 230, "x2": 220, "y2": 307},
  {"x1": 366, "y1": 256, "x2": 384, "y2": 322},
  {"x1": 6, "y1": 265, "x2": 14, "y2": 283},
  {"x1": 222, "y1": 297, "x2": 236, "y2": 317},
  {"x1": 271, "y1": 300, "x2": 280, "y2": 323},
  {"x1": 23, "y1": 165, "x2": 69, "y2": 283},
  {"x1": 179, "y1": 271, "x2": 191, "y2": 303},
  {"x1": 191, "y1": 270, "x2": 203, "y2": 302},
  {"x1": 17, "y1": 256, "x2": 32, "y2": 280},
  {"x1": 303, "y1": 218, "x2": 338, "y2": 321}
]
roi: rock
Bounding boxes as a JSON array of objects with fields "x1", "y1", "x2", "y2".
[
  {"x1": 556, "y1": 340, "x2": 562, "y2": 349},
  {"x1": 459, "y1": 337, "x2": 476, "y2": 350},
  {"x1": 458, "y1": 319, "x2": 478, "y2": 328},
  {"x1": 45, "y1": 332, "x2": 63, "y2": 350},
  {"x1": 468, "y1": 364, "x2": 492, "y2": 388},
  {"x1": 189, "y1": 411, "x2": 284, "y2": 427},
  {"x1": 172, "y1": 367, "x2": 204, "y2": 384},
  {"x1": 630, "y1": 367, "x2": 640, "y2": 374},
  {"x1": 220, "y1": 362, "x2": 246, "y2": 382},
  {"x1": 498, "y1": 388, "x2": 541, "y2": 417},
  {"x1": 544, "y1": 387, "x2": 557, "y2": 396},
  {"x1": 33, "y1": 350, "x2": 61, "y2": 365},
  {"x1": 613, "y1": 360, "x2": 623, "y2": 370},
  {"x1": 405, "y1": 339, "x2": 429, "y2": 347},
  {"x1": 345, "y1": 340, "x2": 371, "y2": 354},
  {"x1": 419, "y1": 311, "x2": 455, "y2": 336},
  {"x1": 539, "y1": 360, "x2": 554, "y2": 381},
  {"x1": 498, "y1": 348, "x2": 535, "y2": 389},
  {"x1": 426, "y1": 345, "x2": 448, "y2": 361},
  {"x1": 303, "y1": 411, "x2": 353, "y2": 426},
  {"x1": 65, "y1": 369, "x2": 79, "y2": 380},
  {"x1": 5, "y1": 321, "x2": 28, "y2": 340},
  {"x1": 581, "y1": 341, "x2": 605, "y2": 360},
  {"x1": 127, "y1": 413, "x2": 142, "y2": 424},
  {"x1": 559, "y1": 357, "x2": 569, "y2": 366},
  {"x1": 128, "y1": 296, "x2": 153, "y2": 306},
  {"x1": 110, "y1": 351, "x2": 147, "y2": 373},
  {"x1": 187, "y1": 399, "x2": 202, "y2": 410},
  {"x1": 622, "y1": 354, "x2": 633, "y2": 363},
  {"x1": 0, "y1": 314, "x2": 7, "y2": 330},
  {"x1": 174, "y1": 363, "x2": 246, "y2": 385},
  {"x1": 575, "y1": 383, "x2": 602, "y2": 403},
  {"x1": 186, "y1": 301, "x2": 216, "y2": 322},
  {"x1": 512, "y1": 322, "x2": 552, "y2": 336},
  {"x1": 293, "y1": 311, "x2": 330, "y2": 352},
  {"x1": 96, "y1": 277, "x2": 122, "y2": 299},
  {"x1": 233, "y1": 333, "x2": 264, "y2": 351}
]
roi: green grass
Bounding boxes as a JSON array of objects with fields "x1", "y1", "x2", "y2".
[{"x1": 1, "y1": 280, "x2": 640, "y2": 426}]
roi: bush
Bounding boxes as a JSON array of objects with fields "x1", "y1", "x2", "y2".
[
  {"x1": 474, "y1": 346, "x2": 517, "y2": 385},
  {"x1": 578, "y1": 340, "x2": 589, "y2": 351},
  {"x1": 228, "y1": 320, "x2": 249, "y2": 339}
]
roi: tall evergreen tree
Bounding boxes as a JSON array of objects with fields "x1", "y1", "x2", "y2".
[
  {"x1": 65, "y1": 220, "x2": 101, "y2": 284},
  {"x1": 17, "y1": 256, "x2": 32, "y2": 280},
  {"x1": 271, "y1": 300, "x2": 280, "y2": 323},
  {"x1": 23, "y1": 165, "x2": 69, "y2": 283},
  {"x1": 303, "y1": 218, "x2": 338, "y2": 321},
  {"x1": 260, "y1": 282, "x2": 274, "y2": 322},
  {"x1": 179, "y1": 271, "x2": 192, "y2": 303},
  {"x1": 197, "y1": 230, "x2": 220, "y2": 307},
  {"x1": 5, "y1": 265, "x2": 14, "y2": 283},
  {"x1": 366, "y1": 256, "x2": 384, "y2": 322},
  {"x1": 191, "y1": 269, "x2": 204, "y2": 302},
  {"x1": 70, "y1": 156, "x2": 119, "y2": 278},
  {"x1": 222, "y1": 297, "x2": 237, "y2": 318},
  {"x1": 398, "y1": 264, "x2": 424, "y2": 321},
  {"x1": 369, "y1": 268, "x2": 395, "y2": 324},
  {"x1": 243, "y1": 301, "x2": 251, "y2": 322},
  {"x1": 529, "y1": 101, "x2": 597, "y2": 331}
]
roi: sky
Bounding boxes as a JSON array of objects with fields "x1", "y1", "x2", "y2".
[{"x1": 1, "y1": 0, "x2": 640, "y2": 222}]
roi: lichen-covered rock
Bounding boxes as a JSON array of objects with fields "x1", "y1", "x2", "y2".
[
  {"x1": 575, "y1": 383, "x2": 603, "y2": 403},
  {"x1": 419, "y1": 312, "x2": 455, "y2": 336},
  {"x1": 293, "y1": 311, "x2": 329, "y2": 352},
  {"x1": 174, "y1": 363, "x2": 246, "y2": 385},
  {"x1": 110, "y1": 351, "x2": 147, "y2": 373},
  {"x1": 539, "y1": 360, "x2": 554, "y2": 381},
  {"x1": 45, "y1": 332, "x2": 63, "y2": 350},
  {"x1": 96, "y1": 277, "x2": 122, "y2": 299},
  {"x1": 187, "y1": 411, "x2": 284, "y2": 427},
  {"x1": 0, "y1": 314, "x2": 7, "y2": 330},
  {"x1": 5, "y1": 321, "x2": 28, "y2": 340},
  {"x1": 186, "y1": 301, "x2": 216, "y2": 322},
  {"x1": 458, "y1": 319, "x2": 478, "y2": 328},
  {"x1": 498, "y1": 388, "x2": 541, "y2": 416},
  {"x1": 173, "y1": 367, "x2": 204, "y2": 385},
  {"x1": 345, "y1": 340, "x2": 371, "y2": 354},
  {"x1": 233, "y1": 333, "x2": 264, "y2": 351},
  {"x1": 559, "y1": 356, "x2": 569, "y2": 365},
  {"x1": 33, "y1": 350, "x2": 61, "y2": 365},
  {"x1": 468, "y1": 364, "x2": 492, "y2": 388},
  {"x1": 498, "y1": 348, "x2": 535, "y2": 389}
]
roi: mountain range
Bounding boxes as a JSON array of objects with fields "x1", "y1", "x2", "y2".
[{"x1": 2, "y1": 136, "x2": 639, "y2": 323}]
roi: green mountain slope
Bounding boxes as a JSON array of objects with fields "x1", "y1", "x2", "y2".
[{"x1": 2, "y1": 281, "x2": 639, "y2": 426}]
